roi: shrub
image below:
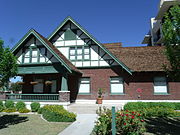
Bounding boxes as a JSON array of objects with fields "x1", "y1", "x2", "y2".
[
  {"x1": 116, "y1": 110, "x2": 146, "y2": 135},
  {"x1": 18, "y1": 108, "x2": 30, "y2": 113},
  {"x1": 30, "y1": 102, "x2": 40, "y2": 112},
  {"x1": 142, "y1": 107, "x2": 180, "y2": 118},
  {"x1": 16, "y1": 101, "x2": 26, "y2": 111},
  {"x1": 0, "y1": 100, "x2": 4, "y2": 112},
  {"x1": 94, "y1": 107, "x2": 112, "y2": 135},
  {"x1": 3, "y1": 108, "x2": 16, "y2": 113},
  {"x1": 37, "y1": 107, "x2": 44, "y2": 114},
  {"x1": 124, "y1": 102, "x2": 178, "y2": 111},
  {"x1": 41, "y1": 105, "x2": 76, "y2": 122},
  {"x1": 174, "y1": 103, "x2": 180, "y2": 110},
  {"x1": 94, "y1": 107, "x2": 146, "y2": 135},
  {"x1": 5, "y1": 100, "x2": 15, "y2": 109}
]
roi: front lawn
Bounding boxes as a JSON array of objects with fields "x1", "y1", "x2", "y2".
[{"x1": 0, "y1": 114, "x2": 71, "y2": 135}]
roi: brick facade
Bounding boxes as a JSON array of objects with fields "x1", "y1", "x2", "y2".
[{"x1": 76, "y1": 67, "x2": 180, "y2": 100}]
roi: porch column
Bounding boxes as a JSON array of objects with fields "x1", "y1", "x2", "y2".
[
  {"x1": 59, "y1": 74, "x2": 70, "y2": 102},
  {"x1": 61, "y1": 76, "x2": 68, "y2": 91}
]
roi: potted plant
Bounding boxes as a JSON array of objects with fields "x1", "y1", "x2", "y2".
[{"x1": 97, "y1": 88, "x2": 104, "y2": 104}]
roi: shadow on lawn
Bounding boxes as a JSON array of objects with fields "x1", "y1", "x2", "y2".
[
  {"x1": 0, "y1": 115, "x2": 28, "y2": 129},
  {"x1": 145, "y1": 117, "x2": 180, "y2": 135}
]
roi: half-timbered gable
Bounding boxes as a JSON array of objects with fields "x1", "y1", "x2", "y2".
[{"x1": 48, "y1": 17, "x2": 132, "y2": 75}]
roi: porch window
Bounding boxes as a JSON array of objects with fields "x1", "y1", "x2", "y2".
[
  {"x1": 33, "y1": 79, "x2": 43, "y2": 93},
  {"x1": 110, "y1": 77, "x2": 124, "y2": 94},
  {"x1": 78, "y1": 78, "x2": 90, "y2": 94},
  {"x1": 154, "y1": 77, "x2": 168, "y2": 94}
]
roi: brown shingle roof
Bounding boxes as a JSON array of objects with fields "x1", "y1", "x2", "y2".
[
  {"x1": 34, "y1": 30, "x2": 82, "y2": 74},
  {"x1": 103, "y1": 44, "x2": 170, "y2": 72}
]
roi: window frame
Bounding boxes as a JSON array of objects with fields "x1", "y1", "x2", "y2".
[
  {"x1": 153, "y1": 77, "x2": 169, "y2": 95},
  {"x1": 110, "y1": 77, "x2": 124, "y2": 95},
  {"x1": 69, "y1": 46, "x2": 90, "y2": 61},
  {"x1": 78, "y1": 77, "x2": 91, "y2": 95}
]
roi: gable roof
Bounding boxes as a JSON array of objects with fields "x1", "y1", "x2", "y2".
[
  {"x1": 12, "y1": 29, "x2": 81, "y2": 74},
  {"x1": 48, "y1": 16, "x2": 132, "y2": 75},
  {"x1": 103, "y1": 44, "x2": 170, "y2": 72}
]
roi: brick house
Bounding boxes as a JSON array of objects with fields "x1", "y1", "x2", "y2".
[{"x1": 11, "y1": 17, "x2": 180, "y2": 103}]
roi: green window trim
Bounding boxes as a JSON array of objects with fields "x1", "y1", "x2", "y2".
[{"x1": 110, "y1": 77, "x2": 124, "y2": 94}]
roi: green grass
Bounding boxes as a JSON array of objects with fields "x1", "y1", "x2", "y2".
[{"x1": 0, "y1": 114, "x2": 71, "y2": 135}]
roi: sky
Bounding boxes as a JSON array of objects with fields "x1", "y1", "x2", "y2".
[{"x1": 0, "y1": 0, "x2": 160, "y2": 48}]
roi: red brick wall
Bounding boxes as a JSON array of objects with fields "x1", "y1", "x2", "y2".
[{"x1": 76, "y1": 67, "x2": 180, "y2": 100}]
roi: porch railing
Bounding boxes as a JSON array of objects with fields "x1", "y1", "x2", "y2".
[{"x1": 6, "y1": 94, "x2": 59, "y2": 101}]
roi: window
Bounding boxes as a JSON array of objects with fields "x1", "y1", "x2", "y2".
[
  {"x1": 70, "y1": 47, "x2": 76, "y2": 60},
  {"x1": 110, "y1": 77, "x2": 124, "y2": 94},
  {"x1": 33, "y1": 79, "x2": 43, "y2": 93},
  {"x1": 78, "y1": 78, "x2": 90, "y2": 94},
  {"x1": 154, "y1": 77, "x2": 168, "y2": 94},
  {"x1": 69, "y1": 47, "x2": 90, "y2": 61}
]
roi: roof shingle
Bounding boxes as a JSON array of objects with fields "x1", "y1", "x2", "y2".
[{"x1": 103, "y1": 44, "x2": 170, "y2": 72}]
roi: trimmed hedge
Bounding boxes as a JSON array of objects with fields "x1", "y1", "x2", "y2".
[
  {"x1": 30, "y1": 102, "x2": 40, "y2": 112},
  {"x1": 5, "y1": 100, "x2": 15, "y2": 109},
  {"x1": 123, "y1": 102, "x2": 180, "y2": 118},
  {"x1": 16, "y1": 101, "x2": 26, "y2": 111},
  {"x1": 124, "y1": 102, "x2": 180, "y2": 110},
  {"x1": 41, "y1": 105, "x2": 76, "y2": 122},
  {"x1": 19, "y1": 108, "x2": 30, "y2": 113},
  {"x1": 0, "y1": 101, "x2": 4, "y2": 112}
]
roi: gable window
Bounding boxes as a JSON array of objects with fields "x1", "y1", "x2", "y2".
[
  {"x1": 69, "y1": 47, "x2": 90, "y2": 61},
  {"x1": 154, "y1": 77, "x2": 168, "y2": 94},
  {"x1": 78, "y1": 78, "x2": 90, "y2": 94},
  {"x1": 110, "y1": 77, "x2": 124, "y2": 94}
]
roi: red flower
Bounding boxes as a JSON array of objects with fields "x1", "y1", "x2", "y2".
[
  {"x1": 126, "y1": 114, "x2": 129, "y2": 116},
  {"x1": 124, "y1": 123, "x2": 126, "y2": 125},
  {"x1": 131, "y1": 116, "x2": 135, "y2": 119},
  {"x1": 132, "y1": 112, "x2": 135, "y2": 114},
  {"x1": 138, "y1": 114, "x2": 141, "y2": 116}
]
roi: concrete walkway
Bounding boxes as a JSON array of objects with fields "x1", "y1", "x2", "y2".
[{"x1": 59, "y1": 114, "x2": 97, "y2": 135}]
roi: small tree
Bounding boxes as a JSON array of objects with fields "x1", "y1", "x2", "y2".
[
  {"x1": 10, "y1": 82, "x2": 22, "y2": 93},
  {"x1": 162, "y1": 5, "x2": 180, "y2": 81},
  {"x1": 0, "y1": 39, "x2": 18, "y2": 91}
]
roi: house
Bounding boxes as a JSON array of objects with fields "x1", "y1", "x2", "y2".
[
  {"x1": 10, "y1": 16, "x2": 180, "y2": 103},
  {"x1": 142, "y1": 0, "x2": 179, "y2": 46}
]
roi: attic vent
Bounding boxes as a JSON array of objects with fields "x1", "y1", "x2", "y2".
[{"x1": 64, "y1": 29, "x2": 76, "y2": 40}]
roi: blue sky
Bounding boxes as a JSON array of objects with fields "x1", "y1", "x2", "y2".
[{"x1": 0, "y1": 0, "x2": 159, "y2": 48}]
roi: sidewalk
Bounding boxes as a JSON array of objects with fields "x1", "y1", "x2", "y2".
[{"x1": 59, "y1": 114, "x2": 97, "y2": 135}]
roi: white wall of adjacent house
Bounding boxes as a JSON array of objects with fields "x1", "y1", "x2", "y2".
[
  {"x1": 16, "y1": 37, "x2": 58, "y2": 64},
  {"x1": 52, "y1": 22, "x2": 118, "y2": 67}
]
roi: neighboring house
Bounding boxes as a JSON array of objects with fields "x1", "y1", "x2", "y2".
[
  {"x1": 142, "y1": 0, "x2": 179, "y2": 46},
  {"x1": 11, "y1": 16, "x2": 180, "y2": 103}
]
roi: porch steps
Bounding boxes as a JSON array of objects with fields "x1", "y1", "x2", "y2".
[{"x1": 67, "y1": 103, "x2": 123, "y2": 114}]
